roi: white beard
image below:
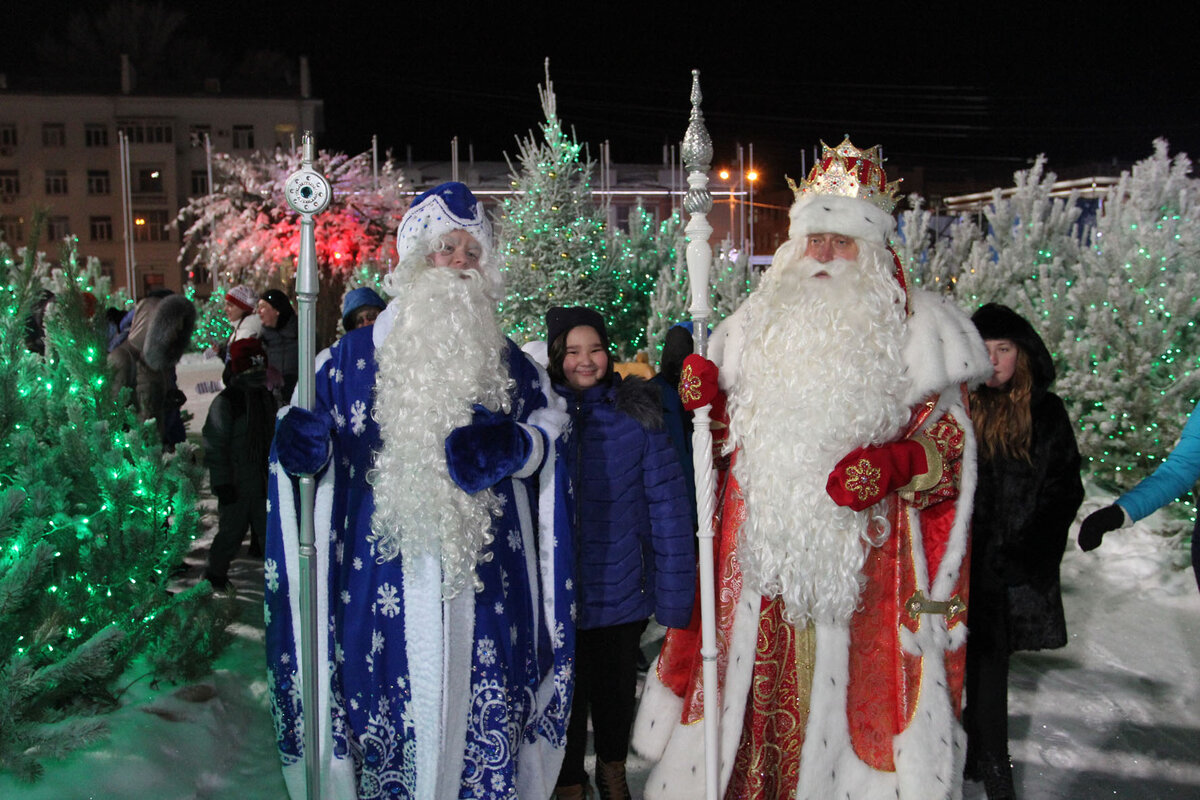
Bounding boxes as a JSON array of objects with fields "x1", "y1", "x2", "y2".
[
  {"x1": 728, "y1": 241, "x2": 911, "y2": 625},
  {"x1": 369, "y1": 265, "x2": 514, "y2": 598}
]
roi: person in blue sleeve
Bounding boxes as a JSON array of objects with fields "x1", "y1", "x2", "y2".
[
  {"x1": 265, "y1": 183, "x2": 575, "y2": 800},
  {"x1": 1079, "y1": 405, "x2": 1200, "y2": 592},
  {"x1": 545, "y1": 306, "x2": 695, "y2": 800}
]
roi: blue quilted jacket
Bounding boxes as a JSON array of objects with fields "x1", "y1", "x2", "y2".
[{"x1": 556, "y1": 376, "x2": 696, "y2": 631}]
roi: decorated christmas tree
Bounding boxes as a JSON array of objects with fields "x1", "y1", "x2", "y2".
[
  {"x1": 644, "y1": 236, "x2": 756, "y2": 367},
  {"x1": 1057, "y1": 140, "x2": 1200, "y2": 491},
  {"x1": 496, "y1": 63, "x2": 619, "y2": 348},
  {"x1": 898, "y1": 141, "x2": 1200, "y2": 496},
  {"x1": 610, "y1": 203, "x2": 684, "y2": 358},
  {"x1": 0, "y1": 228, "x2": 232, "y2": 782},
  {"x1": 176, "y1": 146, "x2": 407, "y2": 346}
]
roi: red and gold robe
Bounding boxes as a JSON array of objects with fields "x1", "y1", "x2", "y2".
[{"x1": 633, "y1": 290, "x2": 991, "y2": 800}]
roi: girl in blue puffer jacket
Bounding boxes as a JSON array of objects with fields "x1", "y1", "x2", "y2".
[{"x1": 546, "y1": 307, "x2": 695, "y2": 800}]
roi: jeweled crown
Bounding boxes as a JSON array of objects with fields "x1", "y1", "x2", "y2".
[{"x1": 786, "y1": 137, "x2": 901, "y2": 214}]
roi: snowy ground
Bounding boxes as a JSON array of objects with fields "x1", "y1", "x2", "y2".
[{"x1": 3, "y1": 367, "x2": 1198, "y2": 798}]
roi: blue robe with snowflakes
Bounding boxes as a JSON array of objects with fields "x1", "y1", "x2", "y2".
[{"x1": 265, "y1": 323, "x2": 575, "y2": 800}]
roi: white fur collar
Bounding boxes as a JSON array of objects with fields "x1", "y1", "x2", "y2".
[{"x1": 900, "y1": 290, "x2": 992, "y2": 406}]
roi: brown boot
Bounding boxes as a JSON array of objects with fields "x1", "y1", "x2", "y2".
[
  {"x1": 553, "y1": 783, "x2": 594, "y2": 800},
  {"x1": 595, "y1": 760, "x2": 630, "y2": 800}
]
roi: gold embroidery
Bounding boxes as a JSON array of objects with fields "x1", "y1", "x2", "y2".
[
  {"x1": 844, "y1": 457, "x2": 882, "y2": 501},
  {"x1": 678, "y1": 363, "x2": 702, "y2": 405}
]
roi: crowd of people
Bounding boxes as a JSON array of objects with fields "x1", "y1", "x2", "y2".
[{"x1": 34, "y1": 137, "x2": 1189, "y2": 800}]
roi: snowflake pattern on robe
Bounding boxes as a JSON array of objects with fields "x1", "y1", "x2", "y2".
[{"x1": 265, "y1": 324, "x2": 575, "y2": 800}]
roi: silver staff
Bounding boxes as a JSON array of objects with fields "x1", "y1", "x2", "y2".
[
  {"x1": 681, "y1": 70, "x2": 720, "y2": 800},
  {"x1": 284, "y1": 131, "x2": 331, "y2": 800}
]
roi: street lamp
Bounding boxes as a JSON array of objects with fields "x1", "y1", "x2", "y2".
[{"x1": 717, "y1": 169, "x2": 735, "y2": 244}]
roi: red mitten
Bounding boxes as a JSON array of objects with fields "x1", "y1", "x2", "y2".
[
  {"x1": 678, "y1": 354, "x2": 719, "y2": 410},
  {"x1": 826, "y1": 440, "x2": 928, "y2": 511}
]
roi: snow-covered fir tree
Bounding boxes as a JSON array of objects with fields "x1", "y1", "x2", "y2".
[
  {"x1": 896, "y1": 195, "x2": 982, "y2": 296},
  {"x1": 644, "y1": 237, "x2": 756, "y2": 367},
  {"x1": 953, "y1": 155, "x2": 1086, "y2": 359},
  {"x1": 495, "y1": 63, "x2": 619, "y2": 348},
  {"x1": 177, "y1": 146, "x2": 407, "y2": 346},
  {"x1": 0, "y1": 226, "x2": 233, "y2": 783},
  {"x1": 1058, "y1": 140, "x2": 1200, "y2": 492}
]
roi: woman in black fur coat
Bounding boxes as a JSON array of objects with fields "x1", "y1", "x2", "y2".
[{"x1": 965, "y1": 304, "x2": 1084, "y2": 799}]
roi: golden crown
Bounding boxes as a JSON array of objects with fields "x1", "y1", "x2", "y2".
[{"x1": 786, "y1": 137, "x2": 901, "y2": 214}]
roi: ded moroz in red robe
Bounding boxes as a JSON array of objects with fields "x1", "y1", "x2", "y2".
[{"x1": 633, "y1": 290, "x2": 992, "y2": 800}]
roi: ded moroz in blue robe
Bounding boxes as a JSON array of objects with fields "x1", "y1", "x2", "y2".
[{"x1": 265, "y1": 319, "x2": 575, "y2": 800}]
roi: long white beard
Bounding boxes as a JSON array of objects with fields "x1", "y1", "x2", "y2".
[
  {"x1": 369, "y1": 266, "x2": 514, "y2": 598},
  {"x1": 728, "y1": 242, "x2": 911, "y2": 625}
]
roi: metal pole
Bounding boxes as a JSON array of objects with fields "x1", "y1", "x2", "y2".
[
  {"x1": 119, "y1": 131, "x2": 137, "y2": 301},
  {"x1": 682, "y1": 69, "x2": 719, "y2": 800},
  {"x1": 206, "y1": 133, "x2": 216, "y2": 292},
  {"x1": 372, "y1": 134, "x2": 379, "y2": 192},
  {"x1": 748, "y1": 143, "x2": 755, "y2": 262},
  {"x1": 284, "y1": 131, "x2": 332, "y2": 800}
]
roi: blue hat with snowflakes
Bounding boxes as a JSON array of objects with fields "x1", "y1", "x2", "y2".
[{"x1": 395, "y1": 182, "x2": 493, "y2": 266}]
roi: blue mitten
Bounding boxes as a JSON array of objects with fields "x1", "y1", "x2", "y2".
[
  {"x1": 274, "y1": 406, "x2": 332, "y2": 476},
  {"x1": 445, "y1": 413, "x2": 537, "y2": 494}
]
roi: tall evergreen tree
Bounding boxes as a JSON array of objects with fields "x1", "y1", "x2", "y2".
[
  {"x1": 1057, "y1": 140, "x2": 1200, "y2": 491},
  {"x1": 495, "y1": 63, "x2": 618, "y2": 348},
  {"x1": 0, "y1": 228, "x2": 232, "y2": 782}
]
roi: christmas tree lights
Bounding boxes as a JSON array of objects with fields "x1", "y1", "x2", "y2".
[{"x1": 0, "y1": 226, "x2": 233, "y2": 782}]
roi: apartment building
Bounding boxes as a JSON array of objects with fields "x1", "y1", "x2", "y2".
[{"x1": 0, "y1": 86, "x2": 322, "y2": 296}]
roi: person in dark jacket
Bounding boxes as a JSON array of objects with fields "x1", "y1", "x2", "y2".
[
  {"x1": 650, "y1": 324, "x2": 697, "y2": 529},
  {"x1": 965, "y1": 304, "x2": 1084, "y2": 800},
  {"x1": 546, "y1": 306, "x2": 695, "y2": 800},
  {"x1": 107, "y1": 290, "x2": 195, "y2": 450},
  {"x1": 202, "y1": 337, "x2": 278, "y2": 589},
  {"x1": 256, "y1": 289, "x2": 299, "y2": 402}
]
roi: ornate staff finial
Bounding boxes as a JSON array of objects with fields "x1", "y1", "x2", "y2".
[{"x1": 682, "y1": 70, "x2": 713, "y2": 214}]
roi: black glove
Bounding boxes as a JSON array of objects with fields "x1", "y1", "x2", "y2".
[
  {"x1": 1078, "y1": 504, "x2": 1124, "y2": 551},
  {"x1": 214, "y1": 484, "x2": 238, "y2": 505}
]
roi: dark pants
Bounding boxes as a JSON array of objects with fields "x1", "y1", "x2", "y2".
[
  {"x1": 207, "y1": 494, "x2": 267, "y2": 579},
  {"x1": 1192, "y1": 519, "x2": 1200, "y2": 594},
  {"x1": 556, "y1": 618, "x2": 647, "y2": 787},
  {"x1": 964, "y1": 591, "x2": 1012, "y2": 779}
]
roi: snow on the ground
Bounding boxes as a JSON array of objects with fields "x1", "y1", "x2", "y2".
[{"x1": 4, "y1": 374, "x2": 1198, "y2": 799}]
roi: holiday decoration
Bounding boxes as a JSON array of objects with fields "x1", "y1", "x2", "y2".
[
  {"x1": 496, "y1": 62, "x2": 622, "y2": 349},
  {"x1": 177, "y1": 146, "x2": 407, "y2": 348},
  {"x1": 0, "y1": 224, "x2": 232, "y2": 783},
  {"x1": 899, "y1": 141, "x2": 1200, "y2": 502}
]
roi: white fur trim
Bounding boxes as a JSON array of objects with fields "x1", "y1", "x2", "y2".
[
  {"x1": 516, "y1": 357, "x2": 570, "y2": 800},
  {"x1": 788, "y1": 193, "x2": 895, "y2": 246},
  {"x1": 635, "y1": 592, "x2": 762, "y2": 799},
  {"x1": 709, "y1": 304, "x2": 747, "y2": 394},
  {"x1": 512, "y1": 423, "x2": 544, "y2": 479},
  {"x1": 405, "y1": 551, "x2": 443, "y2": 800},
  {"x1": 901, "y1": 291, "x2": 992, "y2": 407},
  {"x1": 275, "y1": 456, "x2": 349, "y2": 799}
]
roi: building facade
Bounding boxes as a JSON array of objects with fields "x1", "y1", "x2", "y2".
[{"x1": 0, "y1": 90, "x2": 322, "y2": 296}]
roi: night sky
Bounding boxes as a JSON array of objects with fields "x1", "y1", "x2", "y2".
[{"x1": 6, "y1": 2, "x2": 1200, "y2": 192}]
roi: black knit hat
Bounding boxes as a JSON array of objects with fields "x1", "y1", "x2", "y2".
[
  {"x1": 260, "y1": 289, "x2": 294, "y2": 327},
  {"x1": 545, "y1": 306, "x2": 608, "y2": 349}
]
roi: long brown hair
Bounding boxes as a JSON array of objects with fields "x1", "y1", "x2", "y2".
[{"x1": 971, "y1": 345, "x2": 1034, "y2": 463}]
